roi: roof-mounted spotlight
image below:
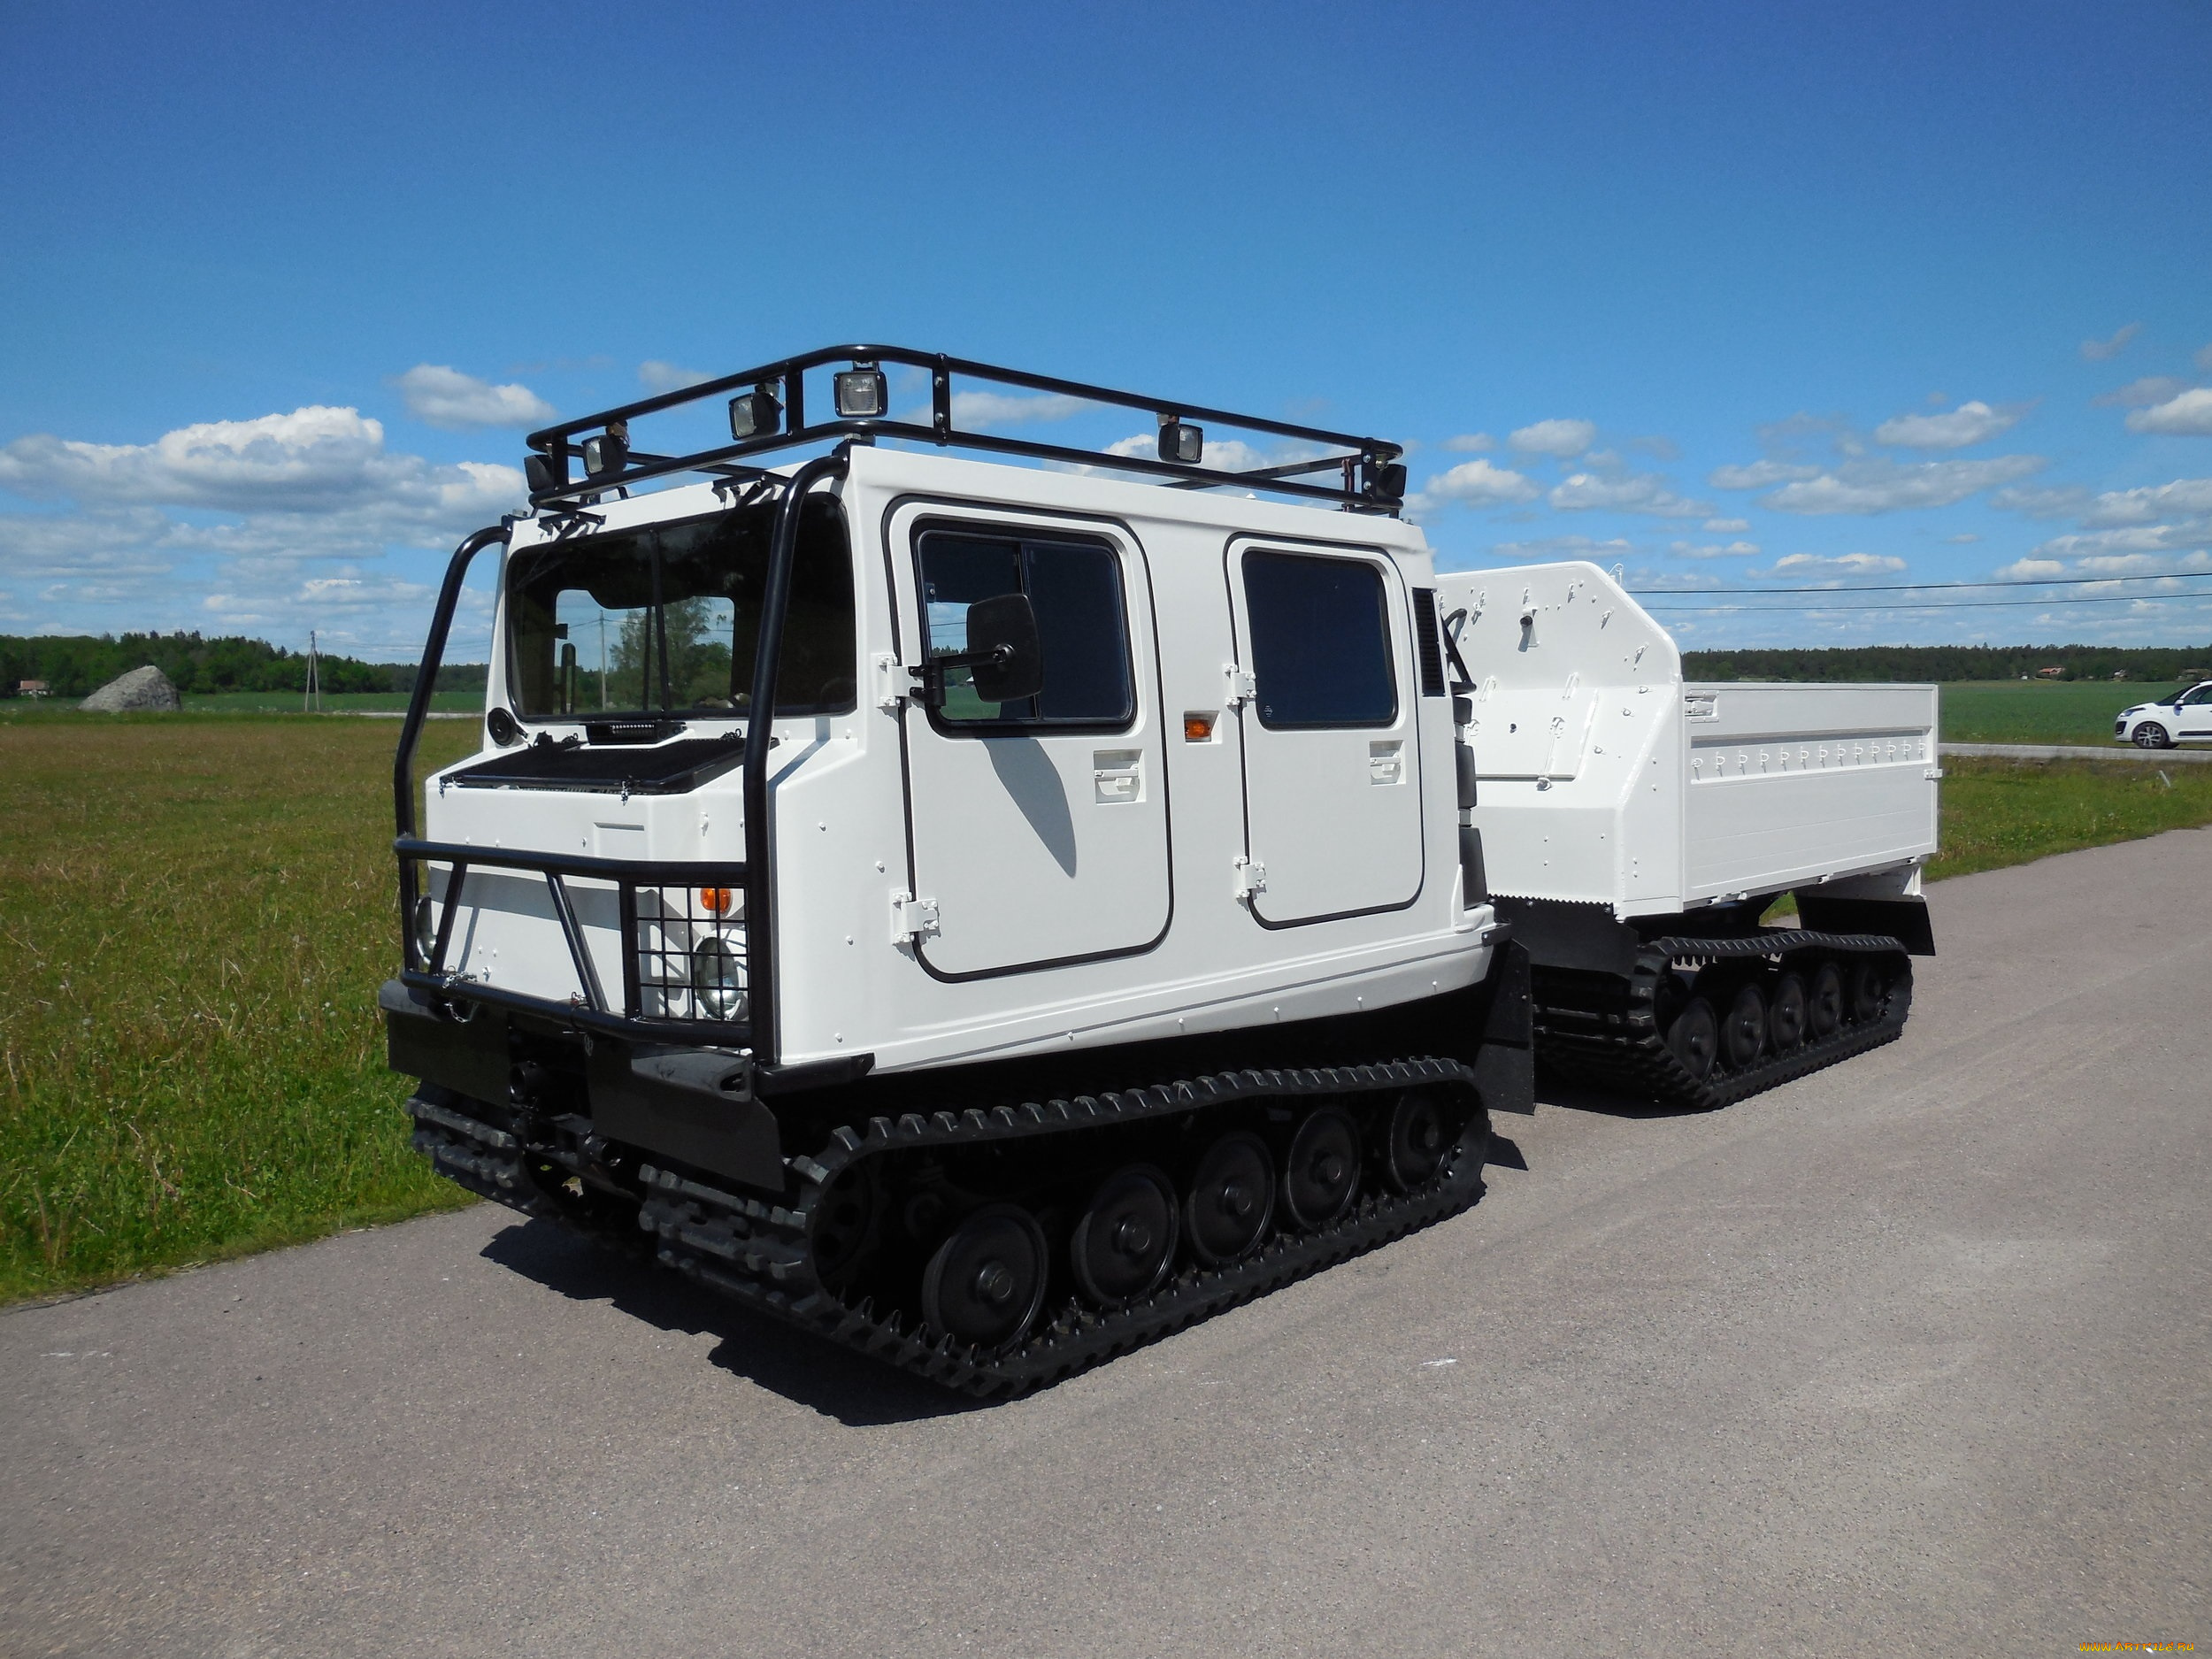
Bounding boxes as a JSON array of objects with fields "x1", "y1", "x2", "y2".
[
  {"x1": 728, "y1": 383, "x2": 782, "y2": 441},
  {"x1": 524, "y1": 452, "x2": 563, "y2": 495},
  {"x1": 833, "y1": 362, "x2": 887, "y2": 419},
  {"x1": 1158, "y1": 415, "x2": 1203, "y2": 465},
  {"x1": 1362, "y1": 456, "x2": 1408, "y2": 502},
  {"x1": 581, "y1": 421, "x2": 629, "y2": 478}
]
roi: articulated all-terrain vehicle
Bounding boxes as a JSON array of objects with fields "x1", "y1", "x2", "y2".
[{"x1": 383, "y1": 348, "x2": 1936, "y2": 1394}]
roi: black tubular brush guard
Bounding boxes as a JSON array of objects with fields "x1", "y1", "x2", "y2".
[{"x1": 392, "y1": 453, "x2": 853, "y2": 1072}]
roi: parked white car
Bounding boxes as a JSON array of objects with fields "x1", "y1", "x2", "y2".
[{"x1": 2116, "y1": 682, "x2": 2212, "y2": 747}]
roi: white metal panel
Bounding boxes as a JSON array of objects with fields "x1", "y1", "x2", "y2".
[
  {"x1": 1227, "y1": 537, "x2": 1424, "y2": 924},
  {"x1": 1432, "y1": 562, "x2": 1939, "y2": 916},
  {"x1": 894, "y1": 503, "x2": 1171, "y2": 978}
]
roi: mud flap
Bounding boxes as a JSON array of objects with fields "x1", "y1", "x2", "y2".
[
  {"x1": 380, "y1": 979, "x2": 511, "y2": 1104},
  {"x1": 587, "y1": 1044, "x2": 789, "y2": 1193}
]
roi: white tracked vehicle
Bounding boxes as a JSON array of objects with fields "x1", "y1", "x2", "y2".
[{"x1": 383, "y1": 348, "x2": 1933, "y2": 1395}]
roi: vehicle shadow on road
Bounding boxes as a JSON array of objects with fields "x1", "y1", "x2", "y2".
[
  {"x1": 1534, "y1": 1074, "x2": 1717, "y2": 1122},
  {"x1": 478, "y1": 1220, "x2": 982, "y2": 1427}
]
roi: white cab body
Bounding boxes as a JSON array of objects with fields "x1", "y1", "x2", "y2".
[
  {"x1": 1434, "y1": 562, "x2": 1939, "y2": 917},
  {"x1": 422, "y1": 446, "x2": 1494, "y2": 1077}
]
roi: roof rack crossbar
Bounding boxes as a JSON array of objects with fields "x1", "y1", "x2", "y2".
[{"x1": 523, "y1": 345, "x2": 1404, "y2": 514}]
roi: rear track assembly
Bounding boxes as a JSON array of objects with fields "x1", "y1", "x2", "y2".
[{"x1": 1531, "y1": 928, "x2": 1913, "y2": 1111}]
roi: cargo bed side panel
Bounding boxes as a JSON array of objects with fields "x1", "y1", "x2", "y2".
[{"x1": 1680, "y1": 683, "x2": 1938, "y2": 902}]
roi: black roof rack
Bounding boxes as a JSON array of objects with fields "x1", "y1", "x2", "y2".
[{"x1": 522, "y1": 345, "x2": 1406, "y2": 514}]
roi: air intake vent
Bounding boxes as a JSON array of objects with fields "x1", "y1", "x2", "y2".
[{"x1": 1410, "y1": 588, "x2": 1448, "y2": 698}]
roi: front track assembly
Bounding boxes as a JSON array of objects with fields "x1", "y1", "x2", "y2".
[
  {"x1": 408, "y1": 1057, "x2": 1490, "y2": 1397},
  {"x1": 1530, "y1": 928, "x2": 1912, "y2": 1111}
]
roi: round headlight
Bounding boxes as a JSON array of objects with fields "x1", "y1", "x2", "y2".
[{"x1": 691, "y1": 933, "x2": 748, "y2": 1020}]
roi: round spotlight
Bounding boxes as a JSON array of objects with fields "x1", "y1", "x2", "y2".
[{"x1": 691, "y1": 933, "x2": 748, "y2": 1020}]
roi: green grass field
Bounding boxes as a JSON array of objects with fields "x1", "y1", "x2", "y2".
[
  {"x1": 1938, "y1": 679, "x2": 2183, "y2": 746},
  {"x1": 0, "y1": 712, "x2": 478, "y2": 1303},
  {"x1": 180, "y1": 690, "x2": 481, "y2": 714},
  {"x1": 5, "y1": 710, "x2": 2212, "y2": 1306}
]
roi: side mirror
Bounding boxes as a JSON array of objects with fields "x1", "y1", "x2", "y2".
[{"x1": 964, "y1": 592, "x2": 1046, "y2": 704}]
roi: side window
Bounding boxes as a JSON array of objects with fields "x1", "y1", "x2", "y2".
[
  {"x1": 917, "y1": 528, "x2": 1134, "y2": 728},
  {"x1": 1242, "y1": 549, "x2": 1398, "y2": 728}
]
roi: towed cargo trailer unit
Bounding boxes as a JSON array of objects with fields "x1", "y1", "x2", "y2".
[
  {"x1": 381, "y1": 348, "x2": 1532, "y2": 1396},
  {"x1": 1433, "y1": 562, "x2": 1938, "y2": 1110}
]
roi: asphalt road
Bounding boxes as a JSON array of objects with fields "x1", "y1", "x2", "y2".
[{"x1": 6, "y1": 829, "x2": 2209, "y2": 1658}]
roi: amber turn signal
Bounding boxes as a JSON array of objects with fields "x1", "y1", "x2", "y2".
[
  {"x1": 1183, "y1": 712, "x2": 1217, "y2": 742},
  {"x1": 698, "y1": 887, "x2": 737, "y2": 916}
]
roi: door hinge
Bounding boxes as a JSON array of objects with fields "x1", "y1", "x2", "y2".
[
  {"x1": 891, "y1": 891, "x2": 940, "y2": 942},
  {"x1": 873, "y1": 653, "x2": 911, "y2": 711},
  {"x1": 1233, "y1": 856, "x2": 1266, "y2": 899},
  {"x1": 1224, "y1": 664, "x2": 1256, "y2": 709}
]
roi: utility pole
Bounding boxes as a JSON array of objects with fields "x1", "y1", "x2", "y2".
[
  {"x1": 303, "y1": 629, "x2": 320, "y2": 713},
  {"x1": 599, "y1": 612, "x2": 609, "y2": 709}
]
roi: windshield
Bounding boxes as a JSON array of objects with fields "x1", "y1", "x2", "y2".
[{"x1": 505, "y1": 494, "x2": 855, "y2": 721}]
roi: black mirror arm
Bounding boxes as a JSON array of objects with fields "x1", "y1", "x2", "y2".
[{"x1": 908, "y1": 644, "x2": 1015, "y2": 708}]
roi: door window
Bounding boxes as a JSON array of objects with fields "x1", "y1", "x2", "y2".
[
  {"x1": 1241, "y1": 549, "x2": 1397, "y2": 728},
  {"x1": 917, "y1": 528, "x2": 1133, "y2": 730}
]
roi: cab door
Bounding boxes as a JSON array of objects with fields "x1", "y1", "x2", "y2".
[
  {"x1": 897, "y1": 511, "x2": 1170, "y2": 977},
  {"x1": 1228, "y1": 540, "x2": 1425, "y2": 925}
]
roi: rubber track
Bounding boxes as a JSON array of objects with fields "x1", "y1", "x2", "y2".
[
  {"x1": 408, "y1": 1056, "x2": 1488, "y2": 1399},
  {"x1": 1531, "y1": 929, "x2": 1914, "y2": 1112}
]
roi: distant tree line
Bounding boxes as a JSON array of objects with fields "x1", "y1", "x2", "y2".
[
  {"x1": 1680, "y1": 643, "x2": 2212, "y2": 684},
  {"x1": 0, "y1": 633, "x2": 489, "y2": 698}
]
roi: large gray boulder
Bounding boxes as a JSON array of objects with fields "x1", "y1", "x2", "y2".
[{"x1": 80, "y1": 665, "x2": 181, "y2": 712}]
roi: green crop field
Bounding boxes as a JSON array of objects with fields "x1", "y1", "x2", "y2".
[
  {"x1": 1939, "y1": 680, "x2": 2183, "y2": 746},
  {"x1": 5, "y1": 712, "x2": 2212, "y2": 1306}
]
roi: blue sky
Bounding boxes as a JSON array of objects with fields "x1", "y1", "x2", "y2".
[{"x1": 4, "y1": 0, "x2": 2209, "y2": 659}]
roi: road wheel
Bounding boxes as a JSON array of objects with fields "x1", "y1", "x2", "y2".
[
  {"x1": 2134, "y1": 721, "x2": 2173, "y2": 749},
  {"x1": 1281, "y1": 1107, "x2": 1361, "y2": 1231},
  {"x1": 1667, "y1": 996, "x2": 1720, "y2": 1079},
  {"x1": 1068, "y1": 1165, "x2": 1176, "y2": 1310},
  {"x1": 1722, "y1": 981, "x2": 1769, "y2": 1071},
  {"x1": 1182, "y1": 1131, "x2": 1275, "y2": 1266},
  {"x1": 1808, "y1": 960, "x2": 1844, "y2": 1040},
  {"x1": 1379, "y1": 1089, "x2": 1448, "y2": 1194},
  {"x1": 1769, "y1": 972, "x2": 1809, "y2": 1051},
  {"x1": 1847, "y1": 958, "x2": 1886, "y2": 1023},
  {"x1": 920, "y1": 1203, "x2": 1049, "y2": 1353}
]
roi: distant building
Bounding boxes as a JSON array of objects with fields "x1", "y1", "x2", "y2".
[
  {"x1": 2035, "y1": 666, "x2": 2063, "y2": 679},
  {"x1": 2112, "y1": 669, "x2": 2130, "y2": 680},
  {"x1": 15, "y1": 680, "x2": 49, "y2": 697}
]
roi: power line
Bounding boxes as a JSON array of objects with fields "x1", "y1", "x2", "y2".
[
  {"x1": 1629, "y1": 569, "x2": 2212, "y2": 596},
  {"x1": 1642, "y1": 592, "x2": 2212, "y2": 612}
]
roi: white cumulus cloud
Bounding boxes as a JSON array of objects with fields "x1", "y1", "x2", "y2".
[
  {"x1": 2073, "y1": 478, "x2": 2212, "y2": 527},
  {"x1": 2079, "y1": 323, "x2": 2140, "y2": 362},
  {"x1": 1871, "y1": 400, "x2": 2023, "y2": 449},
  {"x1": 1755, "y1": 553, "x2": 1908, "y2": 580},
  {"x1": 2125, "y1": 388, "x2": 2212, "y2": 436},
  {"x1": 1548, "y1": 470, "x2": 1709, "y2": 518},
  {"x1": 639, "y1": 360, "x2": 714, "y2": 393},
  {"x1": 1508, "y1": 419, "x2": 1597, "y2": 457},
  {"x1": 1484, "y1": 534, "x2": 1633, "y2": 563},
  {"x1": 1757, "y1": 455, "x2": 2045, "y2": 515},
  {"x1": 1702, "y1": 517, "x2": 1751, "y2": 534},
  {"x1": 2093, "y1": 376, "x2": 2190, "y2": 410},
  {"x1": 392, "y1": 365, "x2": 555, "y2": 430},
  {"x1": 0, "y1": 405, "x2": 523, "y2": 526},
  {"x1": 1709, "y1": 459, "x2": 1823, "y2": 489},
  {"x1": 1668, "y1": 540, "x2": 1762, "y2": 559},
  {"x1": 1404, "y1": 458, "x2": 1541, "y2": 520},
  {"x1": 1442, "y1": 433, "x2": 1494, "y2": 452}
]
